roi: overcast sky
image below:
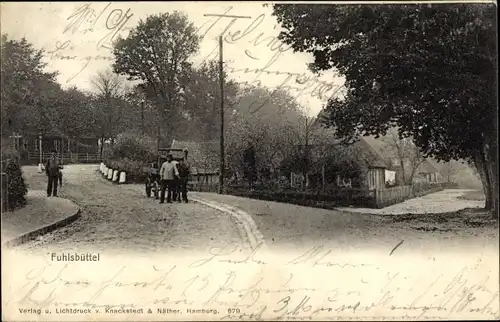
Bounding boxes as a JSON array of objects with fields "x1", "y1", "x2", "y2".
[{"x1": 1, "y1": 1, "x2": 345, "y2": 117}]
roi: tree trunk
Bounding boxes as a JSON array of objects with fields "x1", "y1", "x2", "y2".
[
  {"x1": 484, "y1": 136, "x2": 498, "y2": 219},
  {"x1": 486, "y1": 160, "x2": 498, "y2": 219},
  {"x1": 474, "y1": 147, "x2": 494, "y2": 214},
  {"x1": 487, "y1": 107, "x2": 499, "y2": 219}
]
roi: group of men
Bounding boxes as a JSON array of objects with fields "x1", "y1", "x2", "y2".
[
  {"x1": 44, "y1": 149, "x2": 191, "y2": 203},
  {"x1": 158, "y1": 153, "x2": 190, "y2": 204}
]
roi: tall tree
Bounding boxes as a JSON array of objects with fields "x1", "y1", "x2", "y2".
[
  {"x1": 272, "y1": 4, "x2": 498, "y2": 216},
  {"x1": 1, "y1": 34, "x2": 57, "y2": 136},
  {"x1": 180, "y1": 61, "x2": 239, "y2": 141},
  {"x1": 123, "y1": 84, "x2": 159, "y2": 137},
  {"x1": 380, "y1": 128, "x2": 425, "y2": 185},
  {"x1": 225, "y1": 85, "x2": 304, "y2": 180},
  {"x1": 112, "y1": 11, "x2": 201, "y2": 145},
  {"x1": 91, "y1": 70, "x2": 127, "y2": 153}
]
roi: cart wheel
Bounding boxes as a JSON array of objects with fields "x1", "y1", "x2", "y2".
[
  {"x1": 153, "y1": 181, "x2": 160, "y2": 199},
  {"x1": 145, "y1": 180, "x2": 151, "y2": 198}
]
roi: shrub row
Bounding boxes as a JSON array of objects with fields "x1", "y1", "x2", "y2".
[{"x1": 226, "y1": 187, "x2": 377, "y2": 208}]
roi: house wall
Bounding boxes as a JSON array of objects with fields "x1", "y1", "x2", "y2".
[
  {"x1": 365, "y1": 168, "x2": 386, "y2": 190},
  {"x1": 290, "y1": 166, "x2": 386, "y2": 191}
]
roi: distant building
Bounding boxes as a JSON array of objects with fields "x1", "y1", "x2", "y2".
[
  {"x1": 361, "y1": 132, "x2": 443, "y2": 185},
  {"x1": 309, "y1": 110, "x2": 444, "y2": 189},
  {"x1": 12, "y1": 132, "x2": 99, "y2": 164},
  {"x1": 290, "y1": 134, "x2": 389, "y2": 191},
  {"x1": 432, "y1": 159, "x2": 482, "y2": 189}
]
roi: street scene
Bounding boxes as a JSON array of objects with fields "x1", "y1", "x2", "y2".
[
  {"x1": 1, "y1": 2, "x2": 498, "y2": 321},
  {"x1": 9, "y1": 164, "x2": 498, "y2": 255}
]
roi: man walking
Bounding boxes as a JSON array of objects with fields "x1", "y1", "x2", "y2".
[
  {"x1": 177, "y1": 158, "x2": 190, "y2": 203},
  {"x1": 45, "y1": 150, "x2": 60, "y2": 197},
  {"x1": 159, "y1": 154, "x2": 179, "y2": 204}
]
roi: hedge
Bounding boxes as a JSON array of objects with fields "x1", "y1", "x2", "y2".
[
  {"x1": 1, "y1": 144, "x2": 28, "y2": 210},
  {"x1": 225, "y1": 187, "x2": 377, "y2": 208},
  {"x1": 109, "y1": 132, "x2": 156, "y2": 162},
  {"x1": 105, "y1": 132, "x2": 157, "y2": 184}
]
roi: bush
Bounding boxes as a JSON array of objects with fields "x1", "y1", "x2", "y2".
[
  {"x1": 1, "y1": 142, "x2": 28, "y2": 210},
  {"x1": 105, "y1": 132, "x2": 157, "y2": 183},
  {"x1": 109, "y1": 132, "x2": 156, "y2": 162}
]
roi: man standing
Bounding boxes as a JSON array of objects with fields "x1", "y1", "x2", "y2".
[
  {"x1": 159, "y1": 154, "x2": 179, "y2": 204},
  {"x1": 171, "y1": 158, "x2": 180, "y2": 202},
  {"x1": 177, "y1": 158, "x2": 190, "y2": 203},
  {"x1": 45, "y1": 150, "x2": 60, "y2": 197}
]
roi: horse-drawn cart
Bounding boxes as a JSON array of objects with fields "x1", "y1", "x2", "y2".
[{"x1": 144, "y1": 147, "x2": 187, "y2": 198}]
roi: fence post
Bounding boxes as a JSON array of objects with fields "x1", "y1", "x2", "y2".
[{"x1": 87, "y1": 153, "x2": 89, "y2": 162}]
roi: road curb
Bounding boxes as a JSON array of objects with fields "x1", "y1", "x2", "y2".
[
  {"x1": 2, "y1": 201, "x2": 81, "y2": 248},
  {"x1": 333, "y1": 206, "x2": 484, "y2": 217},
  {"x1": 190, "y1": 197, "x2": 266, "y2": 250}
]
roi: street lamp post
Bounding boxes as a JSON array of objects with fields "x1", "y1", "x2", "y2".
[{"x1": 37, "y1": 134, "x2": 43, "y2": 173}]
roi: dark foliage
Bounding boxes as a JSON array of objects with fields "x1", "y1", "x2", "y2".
[{"x1": 1, "y1": 144, "x2": 28, "y2": 210}]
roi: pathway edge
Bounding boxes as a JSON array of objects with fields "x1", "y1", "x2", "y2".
[{"x1": 2, "y1": 200, "x2": 81, "y2": 248}]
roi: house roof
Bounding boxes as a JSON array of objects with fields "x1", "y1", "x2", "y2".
[
  {"x1": 354, "y1": 138, "x2": 389, "y2": 168},
  {"x1": 417, "y1": 159, "x2": 440, "y2": 174},
  {"x1": 311, "y1": 110, "x2": 387, "y2": 169},
  {"x1": 170, "y1": 139, "x2": 220, "y2": 174},
  {"x1": 313, "y1": 109, "x2": 445, "y2": 173}
]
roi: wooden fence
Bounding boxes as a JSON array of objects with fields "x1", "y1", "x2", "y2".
[
  {"x1": 189, "y1": 181, "x2": 219, "y2": 193},
  {"x1": 26, "y1": 152, "x2": 100, "y2": 164},
  {"x1": 374, "y1": 183, "x2": 445, "y2": 208},
  {"x1": 191, "y1": 180, "x2": 445, "y2": 209}
]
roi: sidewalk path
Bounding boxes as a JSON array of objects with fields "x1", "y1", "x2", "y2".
[
  {"x1": 190, "y1": 191, "x2": 398, "y2": 250},
  {"x1": 190, "y1": 191, "x2": 497, "y2": 253},
  {"x1": 17, "y1": 166, "x2": 245, "y2": 254},
  {"x1": 1, "y1": 190, "x2": 80, "y2": 246},
  {"x1": 336, "y1": 189, "x2": 485, "y2": 215}
]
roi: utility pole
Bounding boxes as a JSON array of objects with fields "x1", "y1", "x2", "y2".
[
  {"x1": 218, "y1": 35, "x2": 225, "y2": 194},
  {"x1": 141, "y1": 99, "x2": 145, "y2": 135},
  {"x1": 157, "y1": 123, "x2": 160, "y2": 151}
]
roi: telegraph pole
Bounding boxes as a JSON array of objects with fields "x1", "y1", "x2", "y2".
[
  {"x1": 218, "y1": 36, "x2": 225, "y2": 194},
  {"x1": 141, "y1": 99, "x2": 145, "y2": 135}
]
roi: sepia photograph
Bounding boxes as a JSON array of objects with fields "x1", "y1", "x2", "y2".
[{"x1": 1, "y1": 1, "x2": 498, "y2": 321}]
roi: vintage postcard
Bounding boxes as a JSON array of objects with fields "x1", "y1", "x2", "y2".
[{"x1": 1, "y1": 1, "x2": 498, "y2": 321}]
